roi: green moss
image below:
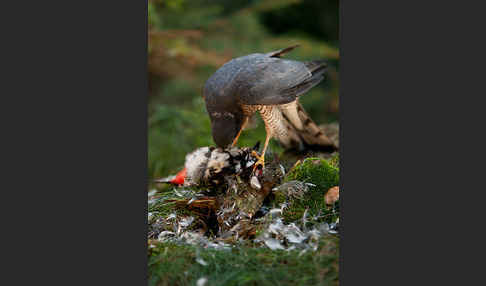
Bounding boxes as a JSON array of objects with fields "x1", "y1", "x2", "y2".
[
  {"x1": 148, "y1": 236, "x2": 339, "y2": 286},
  {"x1": 280, "y1": 158, "x2": 339, "y2": 223}
]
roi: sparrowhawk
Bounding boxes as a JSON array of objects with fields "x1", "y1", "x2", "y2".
[{"x1": 203, "y1": 45, "x2": 337, "y2": 171}]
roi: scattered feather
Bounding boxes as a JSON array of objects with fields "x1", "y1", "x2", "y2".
[
  {"x1": 250, "y1": 176, "x2": 261, "y2": 189},
  {"x1": 264, "y1": 238, "x2": 285, "y2": 250},
  {"x1": 196, "y1": 258, "x2": 208, "y2": 266},
  {"x1": 197, "y1": 277, "x2": 208, "y2": 286},
  {"x1": 157, "y1": 231, "x2": 175, "y2": 241},
  {"x1": 273, "y1": 180, "x2": 309, "y2": 200},
  {"x1": 179, "y1": 216, "x2": 194, "y2": 228},
  {"x1": 167, "y1": 213, "x2": 177, "y2": 220}
]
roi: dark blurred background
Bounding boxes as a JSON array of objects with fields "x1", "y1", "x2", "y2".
[{"x1": 148, "y1": 0, "x2": 339, "y2": 179}]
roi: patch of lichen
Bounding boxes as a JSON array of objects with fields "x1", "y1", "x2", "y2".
[
  {"x1": 279, "y1": 158, "x2": 339, "y2": 223},
  {"x1": 328, "y1": 153, "x2": 339, "y2": 169}
]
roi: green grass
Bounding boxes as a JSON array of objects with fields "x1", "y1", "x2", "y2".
[{"x1": 148, "y1": 236, "x2": 339, "y2": 286}]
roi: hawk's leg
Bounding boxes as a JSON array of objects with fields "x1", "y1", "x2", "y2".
[
  {"x1": 231, "y1": 117, "x2": 249, "y2": 147},
  {"x1": 252, "y1": 122, "x2": 272, "y2": 173}
]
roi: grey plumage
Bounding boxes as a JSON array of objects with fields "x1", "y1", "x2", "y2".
[{"x1": 203, "y1": 45, "x2": 336, "y2": 151}]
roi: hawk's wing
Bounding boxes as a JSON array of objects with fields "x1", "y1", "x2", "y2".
[
  {"x1": 236, "y1": 56, "x2": 327, "y2": 106},
  {"x1": 264, "y1": 44, "x2": 300, "y2": 58}
]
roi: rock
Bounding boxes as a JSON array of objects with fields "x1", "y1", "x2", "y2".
[{"x1": 325, "y1": 186, "x2": 339, "y2": 205}]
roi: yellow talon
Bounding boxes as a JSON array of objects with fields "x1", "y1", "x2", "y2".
[{"x1": 251, "y1": 150, "x2": 265, "y2": 172}]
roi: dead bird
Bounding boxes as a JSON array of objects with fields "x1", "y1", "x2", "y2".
[{"x1": 183, "y1": 146, "x2": 259, "y2": 187}]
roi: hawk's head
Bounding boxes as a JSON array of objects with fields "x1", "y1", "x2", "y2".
[{"x1": 208, "y1": 111, "x2": 241, "y2": 148}]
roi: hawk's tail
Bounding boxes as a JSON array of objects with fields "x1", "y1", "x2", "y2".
[{"x1": 277, "y1": 101, "x2": 337, "y2": 151}]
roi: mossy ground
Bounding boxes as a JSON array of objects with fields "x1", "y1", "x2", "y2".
[
  {"x1": 275, "y1": 158, "x2": 339, "y2": 223},
  {"x1": 148, "y1": 236, "x2": 339, "y2": 286}
]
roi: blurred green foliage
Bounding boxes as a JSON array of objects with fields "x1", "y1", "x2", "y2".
[{"x1": 148, "y1": 0, "x2": 339, "y2": 179}]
